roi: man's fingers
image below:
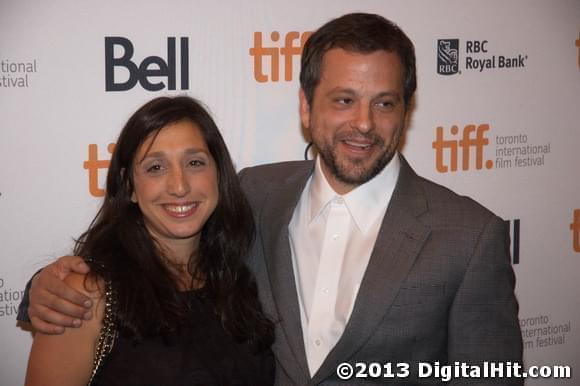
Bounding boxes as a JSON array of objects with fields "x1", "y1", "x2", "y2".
[
  {"x1": 27, "y1": 256, "x2": 94, "y2": 332},
  {"x1": 32, "y1": 267, "x2": 93, "y2": 310},
  {"x1": 29, "y1": 303, "x2": 87, "y2": 330},
  {"x1": 54, "y1": 255, "x2": 90, "y2": 279},
  {"x1": 48, "y1": 280, "x2": 93, "y2": 310},
  {"x1": 29, "y1": 315, "x2": 66, "y2": 335},
  {"x1": 44, "y1": 292, "x2": 92, "y2": 320}
]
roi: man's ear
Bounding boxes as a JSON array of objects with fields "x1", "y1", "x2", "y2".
[
  {"x1": 299, "y1": 88, "x2": 311, "y2": 129},
  {"x1": 403, "y1": 95, "x2": 415, "y2": 130}
]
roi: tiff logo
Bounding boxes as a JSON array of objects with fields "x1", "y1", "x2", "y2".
[
  {"x1": 570, "y1": 209, "x2": 580, "y2": 252},
  {"x1": 437, "y1": 39, "x2": 459, "y2": 75},
  {"x1": 249, "y1": 31, "x2": 311, "y2": 82},
  {"x1": 83, "y1": 143, "x2": 115, "y2": 197},
  {"x1": 105, "y1": 36, "x2": 189, "y2": 91},
  {"x1": 506, "y1": 219, "x2": 520, "y2": 264},
  {"x1": 432, "y1": 124, "x2": 494, "y2": 173}
]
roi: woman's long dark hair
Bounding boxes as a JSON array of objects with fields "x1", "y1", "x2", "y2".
[{"x1": 74, "y1": 96, "x2": 273, "y2": 350}]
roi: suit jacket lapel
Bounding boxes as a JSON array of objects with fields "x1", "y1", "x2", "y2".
[
  {"x1": 259, "y1": 162, "x2": 313, "y2": 382},
  {"x1": 312, "y1": 156, "x2": 432, "y2": 383}
]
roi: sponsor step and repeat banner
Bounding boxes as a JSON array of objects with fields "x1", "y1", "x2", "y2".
[{"x1": 1, "y1": 0, "x2": 578, "y2": 384}]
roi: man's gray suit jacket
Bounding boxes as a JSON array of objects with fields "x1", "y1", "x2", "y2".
[{"x1": 239, "y1": 156, "x2": 523, "y2": 385}]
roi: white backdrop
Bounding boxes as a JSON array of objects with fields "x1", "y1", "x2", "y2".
[{"x1": 1, "y1": 0, "x2": 579, "y2": 384}]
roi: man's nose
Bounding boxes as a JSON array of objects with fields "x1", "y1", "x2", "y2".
[{"x1": 351, "y1": 103, "x2": 374, "y2": 133}]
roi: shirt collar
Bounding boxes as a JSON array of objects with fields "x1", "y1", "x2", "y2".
[{"x1": 309, "y1": 153, "x2": 401, "y2": 234}]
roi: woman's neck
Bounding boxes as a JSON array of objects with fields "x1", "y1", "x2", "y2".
[{"x1": 154, "y1": 236, "x2": 203, "y2": 290}]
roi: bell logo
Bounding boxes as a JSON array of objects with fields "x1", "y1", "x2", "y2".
[
  {"x1": 571, "y1": 209, "x2": 580, "y2": 252},
  {"x1": 105, "y1": 37, "x2": 189, "y2": 91},
  {"x1": 249, "y1": 31, "x2": 312, "y2": 82},
  {"x1": 83, "y1": 143, "x2": 115, "y2": 197},
  {"x1": 432, "y1": 124, "x2": 494, "y2": 173}
]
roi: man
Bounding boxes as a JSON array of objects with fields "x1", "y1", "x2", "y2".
[{"x1": 21, "y1": 13, "x2": 522, "y2": 385}]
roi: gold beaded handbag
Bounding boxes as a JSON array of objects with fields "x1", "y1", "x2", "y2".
[{"x1": 87, "y1": 280, "x2": 117, "y2": 385}]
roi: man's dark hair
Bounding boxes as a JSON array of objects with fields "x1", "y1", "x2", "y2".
[
  {"x1": 300, "y1": 12, "x2": 416, "y2": 107},
  {"x1": 74, "y1": 96, "x2": 273, "y2": 350}
]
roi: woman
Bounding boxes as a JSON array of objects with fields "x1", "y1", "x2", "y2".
[{"x1": 25, "y1": 96, "x2": 275, "y2": 385}]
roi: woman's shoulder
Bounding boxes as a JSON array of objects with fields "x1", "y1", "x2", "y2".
[{"x1": 25, "y1": 274, "x2": 107, "y2": 385}]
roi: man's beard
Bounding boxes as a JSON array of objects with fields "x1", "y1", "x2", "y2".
[{"x1": 315, "y1": 129, "x2": 402, "y2": 187}]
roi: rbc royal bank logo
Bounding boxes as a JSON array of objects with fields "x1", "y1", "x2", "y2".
[
  {"x1": 437, "y1": 38, "x2": 527, "y2": 75},
  {"x1": 437, "y1": 39, "x2": 459, "y2": 75}
]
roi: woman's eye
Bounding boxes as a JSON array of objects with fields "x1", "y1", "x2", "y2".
[
  {"x1": 189, "y1": 159, "x2": 206, "y2": 167},
  {"x1": 146, "y1": 164, "x2": 163, "y2": 173}
]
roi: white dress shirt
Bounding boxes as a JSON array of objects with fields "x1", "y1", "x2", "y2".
[{"x1": 288, "y1": 154, "x2": 401, "y2": 375}]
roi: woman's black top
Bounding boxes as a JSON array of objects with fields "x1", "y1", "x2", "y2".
[{"x1": 92, "y1": 289, "x2": 274, "y2": 386}]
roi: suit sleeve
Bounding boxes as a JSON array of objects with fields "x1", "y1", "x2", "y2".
[
  {"x1": 17, "y1": 274, "x2": 34, "y2": 322},
  {"x1": 237, "y1": 167, "x2": 252, "y2": 198},
  {"x1": 448, "y1": 215, "x2": 523, "y2": 385}
]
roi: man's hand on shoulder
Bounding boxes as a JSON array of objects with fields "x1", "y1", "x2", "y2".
[{"x1": 29, "y1": 256, "x2": 93, "y2": 334}]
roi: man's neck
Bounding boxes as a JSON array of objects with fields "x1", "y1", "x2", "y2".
[{"x1": 319, "y1": 161, "x2": 357, "y2": 195}]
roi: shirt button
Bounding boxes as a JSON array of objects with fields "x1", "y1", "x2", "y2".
[
  {"x1": 334, "y1": 197, "x2": 344, "y2": 204},
  {"x1": 332, "y1": 234, "x2": 339, "y2": 240},
  {"x1": 322, "y1": 288, "x2": 329, "y2": 294},
  {"x1": 314, "y1": 339, "x2": 322, "y2": 346}
]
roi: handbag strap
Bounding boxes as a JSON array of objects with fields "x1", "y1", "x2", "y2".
[{"x1": 88, "y1": 279, "x2": 117, "y2": 385}]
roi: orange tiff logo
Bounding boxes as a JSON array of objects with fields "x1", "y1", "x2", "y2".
[
  {"x1": 83, "y1": 143, "x2": 115, "y2": 197},
  {"x1": 571, "y1": 209, "x2": 580, "y2": 252},
  {"x1": 432, "y1": 124, "x2": 494, "y2": 173},
  {"x1": 249, "y1": 31, "x2": 312, "y2": 82}
]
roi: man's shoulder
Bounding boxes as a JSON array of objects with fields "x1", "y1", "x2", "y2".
[
  {"x1": 410, "y1": 170, "x2": 502, "y2": 227},
  {"x1": 238, "y1": 160, "x2": 313, "y2": 205},
  {"x1": 238, "y1": 161, "x2": 314, "y2": 211},
  {"x1": 239, "y1": 160, "x2": 313, "y2": 184},
  {"x1": 240, "y1": 160, "x2": 313, "y2": 177}
]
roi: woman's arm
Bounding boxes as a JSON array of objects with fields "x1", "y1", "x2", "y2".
[{"x1": 24, "y1": 272, "x2": 104, "y2": 386}]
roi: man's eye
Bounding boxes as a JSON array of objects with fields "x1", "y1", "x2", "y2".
[
  {"x1": 335, "y1": 98, "x2": 353, "y2": 105},
  {"x1": 375, "y1": 100, "x2": 395, "y2": 110}
]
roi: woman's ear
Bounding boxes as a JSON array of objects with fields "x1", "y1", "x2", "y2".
[{"x1": 121, "y1": 167, "x2": 137, "y2": 203}]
